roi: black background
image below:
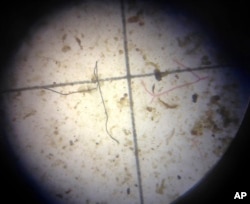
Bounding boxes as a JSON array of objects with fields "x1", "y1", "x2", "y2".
[{"x1": 0, "y1": 0, "x2": 249, "y2": 203}]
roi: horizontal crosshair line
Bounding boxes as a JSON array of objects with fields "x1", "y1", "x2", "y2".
[{"x1": 0, "y1": 64, "x2": 230, "y2": 94}]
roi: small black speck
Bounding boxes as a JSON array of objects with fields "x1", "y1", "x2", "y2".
[
  {"x1": 192, "y1": 93, "x2": 198, "y2": 103},
  {"x1": 177, "y1": 175, "x2": 181, "y2": 180},
  {"x1": 154, "y1": 69, "x2": 162, "y2": 81},
  {"x1": 127, "y1": 187, "x2": 130, "y2": 195},
  {"x1": 69, "y1": 140, "x2": 74, "y2": 146}
]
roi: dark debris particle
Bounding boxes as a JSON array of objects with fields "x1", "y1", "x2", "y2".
[
  {"x1": 62, "y1": 34, "x2": 67, "y2": 41},
  {"x1": 127, "y1": 187, "x2": 130, "y2": 195},
  {"x1": 56, "y1": 194, "x2": 63, "y2": 199},
  {"x1": 210, "y1": 95, "x2": 220, "y2": 104},
  {"x1": 65, "y1": 189, "x2": 72, "y2": 194},
  {"x1": 192, "y1": 93, "x2": 198, "y2": 103},
  {"x1": 177, "y1": 175, "x2": 181, "y2": 180},
  {"x1": 61, "y1": 45, "x2": 71, "y2": 52},
  {"x1": 154, "y1": 68, "x2": 162, "y2": 81},
  {"x1": 146, "y1": 106, "x2": 153, "y2": 112},
  {"x1": 201, "y1": 55, "x2": 211, "y2": 65},
  {"x1": 139, "y1": 21, "x2": 144, "y2": 26},
  {"x1": 152, "y1": 84, "x2": 155, "y2": 93},
  {"x1": 127, "y1": 15, "x2": 140, "y2": 23},
  {"x1": 216, "y1": 105, "x2": 239, "y2": 127}
]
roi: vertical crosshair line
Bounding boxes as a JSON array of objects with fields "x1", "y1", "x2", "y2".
[{"x1": 120, "y1": 1, "x2": 144, "y2": 204}]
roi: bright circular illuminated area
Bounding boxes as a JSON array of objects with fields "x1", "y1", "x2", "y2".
[{"x1": 1, "y1": 1, "x2": 249, "y2": 204}]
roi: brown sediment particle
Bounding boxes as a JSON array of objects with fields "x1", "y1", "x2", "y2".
[
  {"x1": 77, "y1": 85, "x2": 96, "y2": 94},
  {"x1": 210, "y1": 95, "x2": 220, "y2": 104},
  {"x1": 166, "y1": 128, "x2": 175, "y2": 145},
  {"x1": 146, "y1": 106, "x2": 153, "y2": 112},
  {"x1": 62, "y1": 34, "x2": 67, "y2": 41},
  {"x1": 156, "y1": 179, "x2": 166, "y2": 194},
  {"x1": 91, "y1": 74, "x2": 97, "y2": 82},
  {"x1": 127, "y1": 15, "x2": 140, "y2": 23},
  {"x1": 147, "y1": 61, "x2": 159, "y2": 70},
  {"x1": 75, "y1": 36, "x2": 82, "y2": 49},
  {"x1": 216, "y1": 105, "x2": 239, "y2": 127},
  {"x1": 123, "y1": 129, "x2": 131, "y2": 136},
  {"x1": 23, "y1": 110, "x2": 37, "y2": 119},
  {"x1": 139, "y1": 21, "x2": 144, "y2": 26},
  {"x1": 39, "y1": 90, "x2": 46, "y2": 96},
  {"x1": 118, "y1": 93, "x2": 129, "y2": 108},
  {"x1": 127, "y1": 9, "x2": 144, "y2": 25},
  {"x1": 61, "y1": 45, "x2": 71, "y2": 52},
  {"x1": 158, "y1": 98, "x2": 178, "y2": 109},
  {"x1": 191, "y1": 121, "x2": 203, "y2": 136},
  {"x1": 152, "y1": 84, "x2": 155, "y2": 93}
]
